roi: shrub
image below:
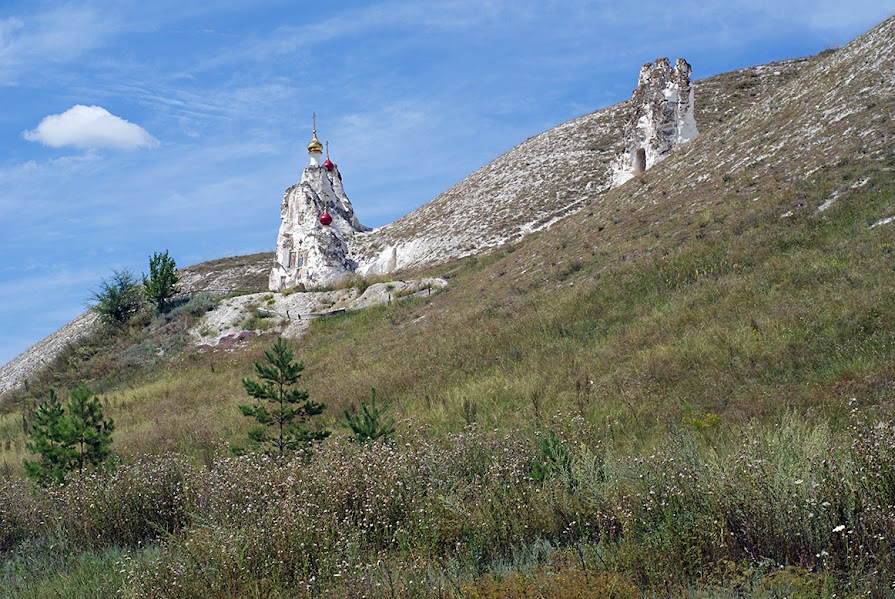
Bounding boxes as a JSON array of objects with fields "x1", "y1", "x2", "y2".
[
  {"x1": 0, "y1": 477, "x2": 41, "y2": 553},
  {"x1": 89, "y1": 269, "x2": 142, "y2": 325},
  {"x1": 6, "y1": 416, "x2": 895, "y2": 596},
  {"x1": 342, "y1": 387, "x2": 395, "y2": 443},
  {"x1": 156, "y1": 292, "x2": 218, "y2": 324},
  {"x1": 242, "y1": 309, "x2": 274, "y2": 331},
  {"x1": 530, "y1": 429, "x2": 573, "y2": 486},
  {"x1": 50, "y1": 454, "x2": 192, "y2": 548}
]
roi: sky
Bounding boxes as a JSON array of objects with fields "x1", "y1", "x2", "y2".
[{"x1": 1, "y1": 0, "x2": 894, "y2": 367}]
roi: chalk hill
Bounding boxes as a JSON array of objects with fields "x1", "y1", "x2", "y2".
[{"x1": 2, "y1": 15, "x2": 895, "y2": 407}]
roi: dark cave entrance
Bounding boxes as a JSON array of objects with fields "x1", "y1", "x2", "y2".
[{"x1": 634, "y1": 148, "x2": 646, "y2": 173}]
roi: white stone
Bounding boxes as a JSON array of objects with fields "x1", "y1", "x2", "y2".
[
  {"x1": 0, "y1": 311, "x2": 99, "y2": 394},
  {"x1": 610, "y1": 58, "x2": 698, "y2": 187},
  {"x1": 193, "y1": 278, "x2": 448, "y2": 347}
]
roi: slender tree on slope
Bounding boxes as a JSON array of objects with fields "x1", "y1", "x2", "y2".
[
  {"x1": 239, "y1": 337, "x2": 329, "y2": 459},
  {"x1": 342, "y1": 387, "x2": 395, "y2": 443},
  {"x1": 143, "y1": 250, "x2": 179, "y2": 313}
]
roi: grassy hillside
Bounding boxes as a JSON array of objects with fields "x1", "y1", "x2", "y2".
[{"x1": 2, "y1": 17, "x2": 895, "y2": 597}]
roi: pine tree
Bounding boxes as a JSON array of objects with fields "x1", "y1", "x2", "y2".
[
  {"x1": 65, "y1": 384, "x2": 115, "y2": 475},
  {"x1": 342, "y1": 387, "x2": 395, "y2": 443},
  {"x1": 23, "y1": 384, "x2": 114, "y2": 485},
  {"x1": 239, "y1": 338, "x2": 329, "y2": 459},
  {"x1": 143, "y1": 250, "x2": 179, "y2": 313},
  {"x1": 23, "y1": 390, "x2": 75, "y2": 484}
]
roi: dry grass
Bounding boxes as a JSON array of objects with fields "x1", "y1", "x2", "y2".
[
  {"x1": 181, "y1": 252, "x2": 272, "y2": 276},
  {"x1": 3, "y1": 416, "x2": 895, "y2": 596}
]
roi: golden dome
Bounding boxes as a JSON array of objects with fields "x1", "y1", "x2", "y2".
[{"x1": 307, "y1": 129, "x2": 323, "y2": 155}]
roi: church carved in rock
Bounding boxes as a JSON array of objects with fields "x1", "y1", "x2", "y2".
[{"x1": 269, "y1": 116, "x2": 370, "y2": 291}]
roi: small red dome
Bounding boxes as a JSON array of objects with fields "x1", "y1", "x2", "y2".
[
  {"x1": 319, "y1": 210, "x2": 333, "y2": 226},
  {"x1": 323, "y1": 158, "x2": 334, "y2": 172}
]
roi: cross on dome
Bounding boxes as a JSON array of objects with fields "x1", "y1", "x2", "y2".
[
  {"x1": 323, "y1": 141, "x2": 334, "y2": 172},
  {"x1": 307, "y1": 112, "x2": 323, "y2": 156}
]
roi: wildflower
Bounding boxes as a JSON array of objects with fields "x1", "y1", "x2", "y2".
[{"x1": 833, "y1": 524, "x2": 846, "y2": 533}]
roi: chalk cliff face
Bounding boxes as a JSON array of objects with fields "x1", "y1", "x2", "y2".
[
  {"x1": 350, "y1": 100, "x2": 632, "y2": 278},
  {"x1": 610, "y1": 57, "x2": 698, "y2": 187},
  {"x1": 351, "y1": 59, "x2": 705, "y2": 278},
  {"x1": 269, "y1": 160, "x2": 369, "y2": 291}
]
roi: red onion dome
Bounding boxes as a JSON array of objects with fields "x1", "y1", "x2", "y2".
[
  {"x1": 323, "y1": 158, "x2": 334, "y2": 171},
  {"x1": 319, "y1": 210, "x2": 333, "y2": 226}
]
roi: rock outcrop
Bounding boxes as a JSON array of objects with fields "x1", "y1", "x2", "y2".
[
  {"x1": 610, "y1": 58, "x2": 698, "y2": 187},
  {"x1": 193, "y1": 277, "x2": 447, "y2": 349},
  {"x1": 269, "y1": 126, "x2": 370, "y2": 291}
]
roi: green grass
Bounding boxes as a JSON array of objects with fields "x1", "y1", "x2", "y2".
[{"x1": 1, "y1": 546, "x2": 142, "y2": 599}]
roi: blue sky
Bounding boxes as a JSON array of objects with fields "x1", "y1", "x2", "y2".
[{"x1": 1, "y1": 0, "x2": 894, "y2": 367}]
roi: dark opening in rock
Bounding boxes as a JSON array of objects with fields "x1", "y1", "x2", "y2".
[{"x1": 634, "y1": 148, "x2": 646, "y2": 173}]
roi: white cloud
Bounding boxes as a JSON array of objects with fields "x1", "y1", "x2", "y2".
[{"x1": 24, "y1": 105, "x2": 159, "y2": 150}]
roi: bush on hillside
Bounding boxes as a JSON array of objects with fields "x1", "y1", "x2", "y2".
[
  {"x1": 342, "y1": 387, "x2": 396, "y2": 443},
  {"x1": 89, "y1": 269, "x2": 143, "y2": 325}
]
